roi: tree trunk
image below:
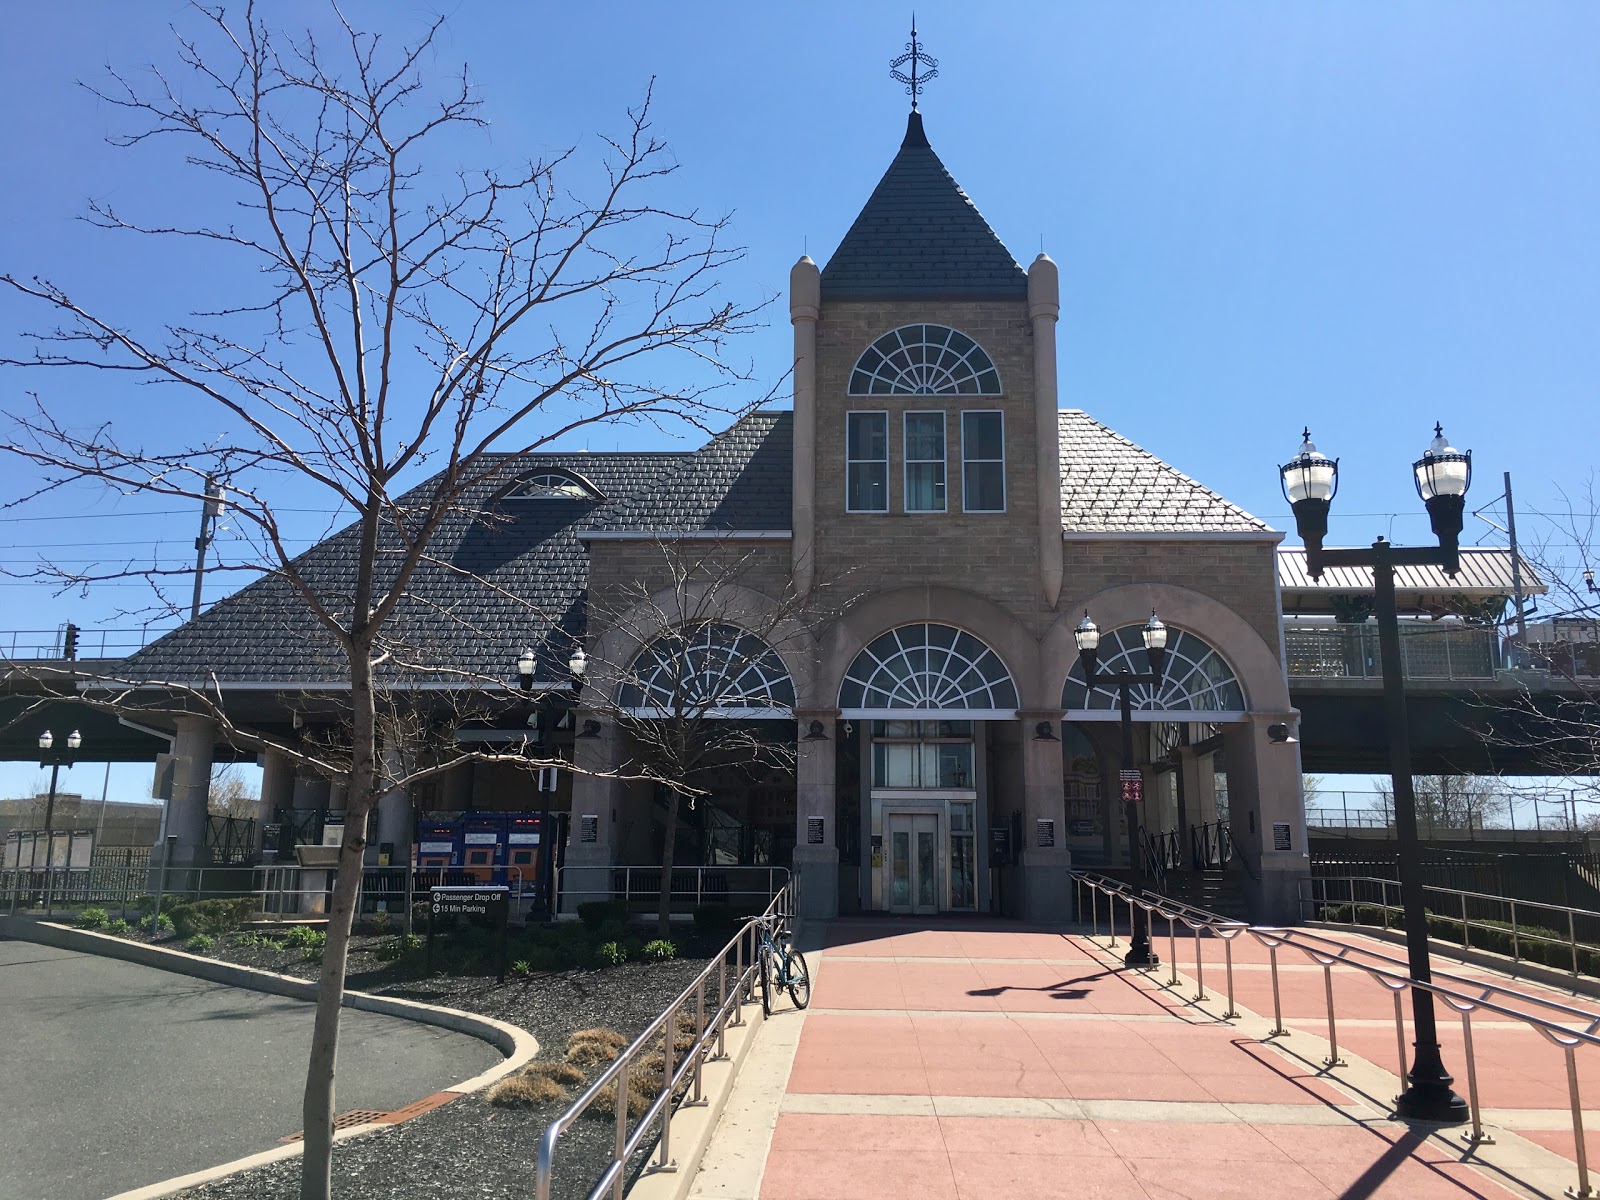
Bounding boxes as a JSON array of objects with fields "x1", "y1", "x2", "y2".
[
  {"x1": 657, "y1": 792, "x2": 679, "y2": 938},
  {"x1": 299, "y1": 624, "x2": 380, "y2": 1197}
]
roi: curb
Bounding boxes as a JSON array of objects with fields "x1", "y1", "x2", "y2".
[{"x1": 1, "y1": 915, "x2": 540, "y2": 1198}]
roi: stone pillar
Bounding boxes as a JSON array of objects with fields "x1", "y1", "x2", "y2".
[
  {"x1": 160, "y1": 715, "x2": 215, "y2": 867},
  {"x1": 374, "y1": 740, "x2": 411, "y2": 867},
  {"x1": 1222, "y1": 712, "x2": 1307, "y2": 924},
  {"x1": 1029, "y1": 254, "x2": 1064, "y2": 607},
  {"x1": 259, "y1": 748, "x2": 296, "y2": 860},
  {"x1": 1018, "y1": 712, "x2": 1071, "y2": 923},
  {"x1": 562, "y1": 714, "x2": 623, "y2": 912},
  {"x1": 790, "y1": 255, "x2": 820, "y2": 595},
  {"x1": 792, "y1": 709, "x2": 839, "y2": 920}
]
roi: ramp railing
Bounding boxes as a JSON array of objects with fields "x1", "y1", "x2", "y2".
[{"x1": 1072, "y1": 869, "x2": 1600, "y2": 1196}]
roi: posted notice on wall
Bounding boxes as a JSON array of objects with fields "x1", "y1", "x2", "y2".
[{"x1": 1036, "y1": 819, "x2": 1055, "y2": 848}]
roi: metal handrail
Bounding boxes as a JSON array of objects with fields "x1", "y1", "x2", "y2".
[
  {"x1": 1071, "y1": 869, "x2": 1600, "y2": 1193},
  {"x1": 534, "y1": 875, "x2": 796, "y2": 1200},
  {"x1": 1305, "y1": 874, "x2": 1600, "y2": 978}
]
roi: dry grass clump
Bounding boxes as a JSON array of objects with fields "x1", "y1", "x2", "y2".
[
  {"x1": 566, "y1": 1027, "x2": 627, "y2": 1066},
  {"x1": 487, "y1": 1071, "x2": 565, "y2": 1108},
  {"x1": 586, "y1": 1076, "x2": 654, "y2": 1121},
  {"x1": 485, "y1": 1060, "x2": 587, "y2": 1108}
]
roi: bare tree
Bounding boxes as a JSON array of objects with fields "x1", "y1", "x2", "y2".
[
  {"x1": 586, "y1": 538, "x2": 853, "y2": 935},
  {"x1": 1486, "y1": 476, "x2": 1600, "y2": 802},
  {"x1": 208, "y1": 763, "x2": 260, "y2": 819},
  {"x1": 0, "y1": 6, "x2": 766, "y2": 1197},
  {"x1": 1370, "y1": 774, "x2": 1512, "y2": 830}
]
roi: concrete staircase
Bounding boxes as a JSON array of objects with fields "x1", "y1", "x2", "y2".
[{"x1": 1156, "y1": 869, "x2": 1250, "y2": 920}]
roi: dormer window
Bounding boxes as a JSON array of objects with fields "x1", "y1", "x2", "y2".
[
  {"x1": 504, "y1": 470, "x2": 600, "y2": 501},
  {"x1": 848, "y1": 325, "x2": 1001, "y2": 396}
]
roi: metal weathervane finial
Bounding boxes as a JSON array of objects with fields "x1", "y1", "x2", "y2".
[{"x1": 890, "y1": 18, "x2": 938, "y2": 111}]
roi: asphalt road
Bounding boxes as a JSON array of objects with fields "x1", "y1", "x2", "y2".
[{"x1": 0, "y1": 940, "x2": 502, "y2": 1200}]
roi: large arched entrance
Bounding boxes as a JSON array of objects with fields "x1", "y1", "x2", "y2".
[
  {"x1": 1060, "y1": 624, "x2": 1247, "y2": 869},
  {"x1": 838, "y1": 623, "x2": 1018, "y2": 913}
]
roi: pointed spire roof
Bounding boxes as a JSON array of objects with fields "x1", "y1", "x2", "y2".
[{"x1": 820, "y1": 113, "x2": 1027, "y2": 301}]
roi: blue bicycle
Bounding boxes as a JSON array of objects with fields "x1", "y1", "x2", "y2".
[{"x1": 745, "y1": 912, "x2": 811, "y2": 1016}]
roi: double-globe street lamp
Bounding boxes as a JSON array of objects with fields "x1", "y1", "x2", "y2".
[
  {"x1": 1073, "y1": 609, "x2": 1169, "y2": 968},
  {"x1": 1280, "y1": 422, "x2": 1472, "y2": 1123},
  {"x1": 37, "y1": 728, "x2": 83, "y2": 863}
]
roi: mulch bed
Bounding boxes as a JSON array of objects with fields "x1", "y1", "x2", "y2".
[{"x1": 120, "y1": 925, "x2": 736, "y2": 1200}]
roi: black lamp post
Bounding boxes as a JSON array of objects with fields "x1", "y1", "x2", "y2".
[
  {"x1": 1280, "y1": 423, "x2": 1472, "y2": 1123},
  {"x1": 1074, "y1": 609, "x2": 1169, "y2": 968},
  {"x1": 37, "y1": 728, "x2": 83, "y2": 862}
]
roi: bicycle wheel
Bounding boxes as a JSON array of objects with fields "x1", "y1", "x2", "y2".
[
  {"x1": 785, "y1": 947, "x2": 811, "y2": 1010},
  {"x1": 757, "y1": 941, "x2": 773, "y2": 1018}
]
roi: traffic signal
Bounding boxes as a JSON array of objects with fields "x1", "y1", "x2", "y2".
[{"x1": 62, "y1": 623, "x2": 79, "y2": 660}]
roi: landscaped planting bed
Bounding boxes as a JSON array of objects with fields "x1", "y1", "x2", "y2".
[{"x1": 63, "y1": 900, "x2": 747, "y2": 1199}]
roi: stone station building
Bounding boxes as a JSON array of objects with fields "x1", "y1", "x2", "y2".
[{"x1": 104, "y1": 110, "x2": 1308, "y2": 923}]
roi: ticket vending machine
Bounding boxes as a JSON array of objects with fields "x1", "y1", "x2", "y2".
[
  {"x1": 415, "y1": 820, "x2": 461, "y2": 871},
  {"x1": 505, "y1": 815, "x2": 542, "y2": 899},
  {"x1": 461, "y1": 813, "x2": 505, "y2": 884}
]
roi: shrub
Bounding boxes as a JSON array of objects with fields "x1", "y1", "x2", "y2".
[
  {"x1": 74, "y1": 907, "x2": 109, "y2": 929},
  {"x1": 642, "y1": 939, "x2": 677, "y2": 963},
  {"x1": 375, "y1": 932, "x2": 423, "y2": 963},
  {"x1": 105, "y1": 918, "x2": 132, "y2": 936},
  {"x1": 186, "y1": 934, "x2": 215, "y2": 953},
  {"x1": 283, "y1": 927, "x2": 328, "y2": 959},
  {"x1": 511, "y1": 960, "x2": 533, "y2": 977},
  {"x1": 596, "y1": 917, "x2": 628, "y2": 944},
  {"x1": 237, "y1": 932, "x2": 283, "y2": 951},
  {"x1": 566, "y1": 1028, "x2": 626, "y2": 1067},
  {"x1": 140, "y1": 913, "x2": 176, "y2": 939},
  {"x1": 577, "y1": 899, "x2": 630, "y2": 931},
  {"x1": 368, "y1": 910, "x2": 392, "y2": 934},
  {"x1": 167, "y1": 897, "x2": 257, "y2": 939},
  {"x1": 595, "y1": 941, "x2": 627, "y2": 967}
]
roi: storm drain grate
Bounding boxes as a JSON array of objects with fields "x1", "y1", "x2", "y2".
[
  {"x1": 378, "y1": 1091, "x2": 461, "y2": 1123},
  {"x1": 280, "y1": 1110, "x2": 388, "y2": 1143}
]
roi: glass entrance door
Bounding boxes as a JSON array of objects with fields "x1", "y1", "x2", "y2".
[{"x1": 885, "y1": 812, "x2": 940, "y2": 914}]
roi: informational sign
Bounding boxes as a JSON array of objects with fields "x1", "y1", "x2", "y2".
[
  {"x1": 807, "y1": 817, "x2": 825, "y2": 845},
  {"x1": 1036, "y1": 818, "x2": 1055, "y2": 848},
  {"x1": 463, "y1": 832, "x2": 498, "y2": 845},
  {"x1": 1119, "y1": 769, "x2": 1143, "y2": 804},
  {"x1": 508, "y1": 832, "x2": 540, "y2": 845},
  {"x1": 419, "y1": 841, "x2": 454, "y2": 855},
  {"x1": 1272, "y1": 822, "x2": 1293, "y2": 851},
  {"x1": 428, "y1": 885, "x2": 511, "y2": 982},
  {"x1": 989, "y1": 826, "x2": 1012, "y2": 867},
  {"x1": 430, "y1": 886, "x2": 509, "y2": 919},
  {"x1": 579, "y1": 814, "x2": 599, "y2": 844}
]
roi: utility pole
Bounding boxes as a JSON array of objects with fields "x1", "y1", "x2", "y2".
[
  {"x1": 1505, "y1": 472, "x2": 1529, "y2": 667},
  {"x1": 190, "y1": 477, "x2": 226, "y2": 622}
]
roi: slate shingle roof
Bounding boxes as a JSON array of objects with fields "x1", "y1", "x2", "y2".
[
  {"x1": 581, "y1": 411, "x2": 792, "y2": 532},
  {"x1": 820, "y1": 114, "x2": 1027, "y2": 301},
  {"x1": 1058, "y1": 410, "x2": 1271, "y2": 534},
  {"x1": 115, "y1": 451, "x2": 687, "y2": 686}
]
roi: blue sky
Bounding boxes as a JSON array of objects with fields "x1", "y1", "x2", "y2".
[{"x1": 1, "y1": 2, "x2": 1596, "y2": 802}]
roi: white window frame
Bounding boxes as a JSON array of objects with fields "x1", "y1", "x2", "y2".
[
  {"x1": 846, "y1": 410, "x2": 890, "y2": 513},
  {"x1": 961, "y1": 410, "x2": 1006, "y2": 513},
  {"x1": 902, "y1": 410, "x2": 947, "y2": 514}
]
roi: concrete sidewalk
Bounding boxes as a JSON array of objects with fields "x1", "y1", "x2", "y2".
[{"x1": 685, "y1": 920, "x2": 1600, "y2": 1200}]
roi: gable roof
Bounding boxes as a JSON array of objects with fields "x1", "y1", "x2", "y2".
[
  {"x1": 581, "y1": 411, "x2": 793, "y2": 533},
  {"x1": 1058, "y1": 410, "x2": 1272, "y2": 534},
  {"x1": 820, "y1": 113, "x2": 1027, "y2": 301}
]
